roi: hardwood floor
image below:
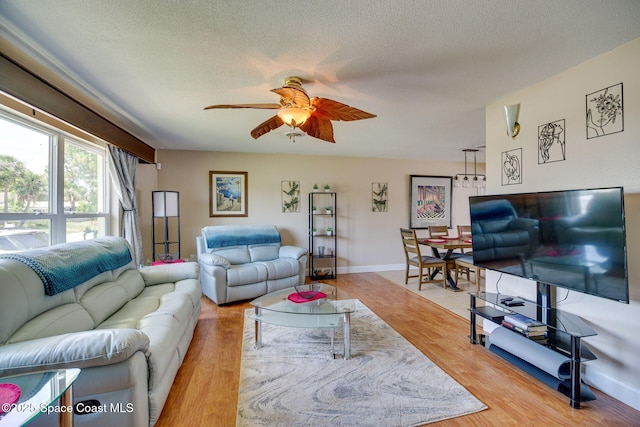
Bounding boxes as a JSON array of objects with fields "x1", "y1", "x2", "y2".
[{"x1": 156, "y1": 273, "x2": 639, "y2": 426}]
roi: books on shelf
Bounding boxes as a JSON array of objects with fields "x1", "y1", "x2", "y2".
[
  {"x1": 528, "y1": 335, "x2": 548, "y2": 345},
  {"x1": 501, "y1": 321, "x2": 546, "y2": 337},
  {"x1": 502, "y1": 313, "x2": 548, "y2": 338},
  {"x1": 503, "y1": 313, "x2": 546, "y2": 330}
]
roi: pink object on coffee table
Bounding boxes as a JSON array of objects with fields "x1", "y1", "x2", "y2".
[{"x1": 287, "y1": 291, "x2": 327, "y2": 303}]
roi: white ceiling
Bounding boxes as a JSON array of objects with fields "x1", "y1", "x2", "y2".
[{"x1": 2, "y1": 1, "x2": 640, "y2": 162}]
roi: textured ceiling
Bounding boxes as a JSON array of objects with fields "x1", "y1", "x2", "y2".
[{"x1": 1, "y1": 0, "x2": 640, "y2": 162}]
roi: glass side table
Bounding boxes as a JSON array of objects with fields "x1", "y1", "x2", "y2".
[{"x1": 0, "y1": 368, "x2": 81, "y2": 427}]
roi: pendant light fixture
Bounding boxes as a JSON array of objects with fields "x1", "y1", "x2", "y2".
[{"x1": 453, "y1": 149, "x2": 485, "y2": 190}]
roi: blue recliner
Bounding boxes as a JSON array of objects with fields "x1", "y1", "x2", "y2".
[{"x1": 196, "y1": 225, "x2": 307, "y2": 304}]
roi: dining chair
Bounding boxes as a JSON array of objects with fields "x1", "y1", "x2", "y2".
[
  {"x1": 400, "y1": 228, "x2": 448, "y2": 290},
  {"x1": 454, "y1": 255, "x2": 484, "y2": 293},
  {"x1": 456, "y1": 225, "x2": 473, "y2": 253},
  {"x1": 457, "y1": 225, "x2": 472, "y2": 240},
  {"x1": 426, "y1": 225, "x2": 465, "y2": 277},
  {"x1": 427, "y1": 225, "x2": 450, "y2": 239},
  {"x1": 454, "y1": 224, "x2": 474, "y2": 279},
  {"x1": 428, "y1": 225, "x2": 464, "y2": 253}
]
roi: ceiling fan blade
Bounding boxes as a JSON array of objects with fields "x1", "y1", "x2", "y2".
[
  {"x1": 271, "y1": 87, "x2": 310, "y2": 107},
  {"x1": 310, "y1": 97, "x2": 376, "y2": 121},
  {"x1": 299, "y1": 116, "x2": 335, "y2": 143},
  {"x1": 203, "y1": 103, "x2": 281, "y2": 110},
  {"x1": 250, "y1": 115, "x2": 285, "y2": 139}
]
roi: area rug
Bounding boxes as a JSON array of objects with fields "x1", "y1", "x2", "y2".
[{"x1": 237, "y1": 300, "x2": 487, "y2": 426}]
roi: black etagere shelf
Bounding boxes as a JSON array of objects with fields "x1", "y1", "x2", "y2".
[{"x1": 308, "y1": 191, "x2": 337, "y2": 280}]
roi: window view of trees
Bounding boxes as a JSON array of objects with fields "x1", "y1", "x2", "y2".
[
  {"x1": 64, "y1": 140, "x2": 107, "y2": 241},
  {"x1": 65, "y1": 141, "x2": 101, "y2": 213},
  {"x1": 0, "y1": 154, "x2": 48, "y2": 214},
  {"x1": 0, "y1": 112, "x2": 109, "y2": 251}
]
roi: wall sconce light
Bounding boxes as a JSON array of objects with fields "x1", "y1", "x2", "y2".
[{"x1": 503, "y1": 104, "x2": 521, "y2": 138}]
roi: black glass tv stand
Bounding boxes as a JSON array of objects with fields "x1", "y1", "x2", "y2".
[{"x1": 469, "y1": 286, "x2": 597, "y2": 408}]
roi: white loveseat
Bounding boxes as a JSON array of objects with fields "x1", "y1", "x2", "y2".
[
  {"x1": 196, "y1": 224, "x2": 307, "y2": 304},
  {"x1": 0, "y1": 237, "x2": 201, "y2": 426}
]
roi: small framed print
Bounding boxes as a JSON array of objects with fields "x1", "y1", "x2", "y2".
[
  {"x1": 372, "y1": 182, "x2": 388, "y2": 212},
  {"x1": 281, "y1": 181, "x2": 300, "y2": 213},
  {"x1": 209, "y1": 171, "x2": 248, "y2": 217}
]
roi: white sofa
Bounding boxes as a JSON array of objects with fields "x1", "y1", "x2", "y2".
[
  {"x1": 196, "y1": 224, "x2": 307, "y2": 304},
  {"x1": 0, "y1": 237, "x2": 201, "y2": 426}
]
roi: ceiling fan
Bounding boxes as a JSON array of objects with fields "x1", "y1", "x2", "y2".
[{"x1": 204, "y1": 76, "x2": 376, "y2": 143}]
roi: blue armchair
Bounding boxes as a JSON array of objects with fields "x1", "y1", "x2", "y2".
[{"x1": 196, "y1": 225, "x2": 307, "y2": 304}]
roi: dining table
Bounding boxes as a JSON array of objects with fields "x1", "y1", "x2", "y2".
[{"x1": 419, "y1": 237, "x2": 473, "y2": 291}]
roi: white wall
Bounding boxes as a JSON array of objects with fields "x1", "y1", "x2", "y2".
[
  {"x1": 140, "y1": 151, "x2": 483, "y2": 273},
  {"x1": 485, "y1": 38, "x2": 640, "y2": 409}
]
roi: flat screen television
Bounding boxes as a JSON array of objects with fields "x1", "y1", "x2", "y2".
[{"x1": 469, "y1": 187, "x2": 629, "y2": 303}]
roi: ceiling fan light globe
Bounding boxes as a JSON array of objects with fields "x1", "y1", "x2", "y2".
[{"x1": 277, "y1": 107, "x2": 311, "y2": 127}]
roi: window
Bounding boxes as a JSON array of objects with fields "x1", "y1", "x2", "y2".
[
  {"x1": 64, "y1": 139, "x2": 108, "y2": 242},
  {"x1": 0, "y1": 110, "x2": 109, "y2": 250}
]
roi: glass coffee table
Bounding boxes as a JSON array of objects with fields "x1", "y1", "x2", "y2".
[{"x1": 250, "y1": 284, "x2": 356, "y2": 359}]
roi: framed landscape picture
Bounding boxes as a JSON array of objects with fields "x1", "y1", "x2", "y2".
[
  {"x1": 409, "y1": 175, "x2": 452, "y2": 229},
  {"x1": 209, "y1": 171, "x2": 248, "y2": 217}
]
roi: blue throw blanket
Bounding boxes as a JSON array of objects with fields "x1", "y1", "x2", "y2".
[
  {"x1": 203, "y1": 225, "x2": 281, "y2": 249},
  {"x1": 0, "y1": 236, "x2": 132, "y2": 296}
]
